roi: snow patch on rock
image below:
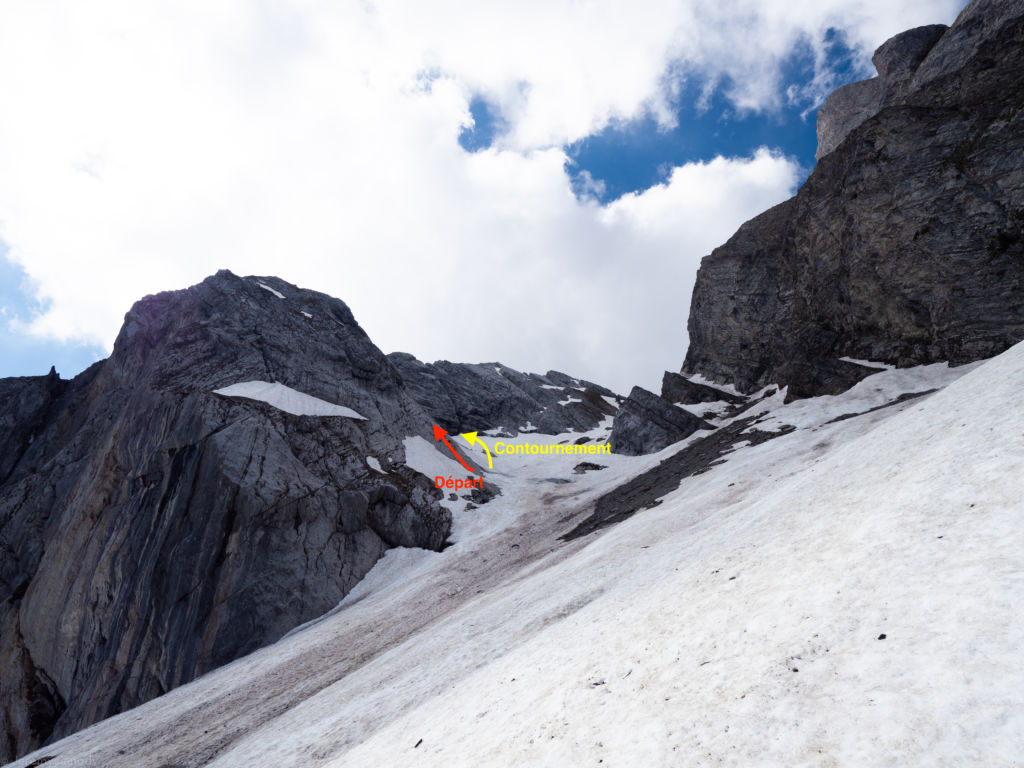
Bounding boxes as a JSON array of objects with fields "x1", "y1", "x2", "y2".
[
  {"x1": 257, "y1": 282, "x2": 285, "y2": 299},
  {"x1": 213, "y1": 381, "x2": 365, "y2": 419}
]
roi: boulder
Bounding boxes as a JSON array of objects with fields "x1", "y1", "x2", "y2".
[{"x1": 609, "y1": 387, "x2": 713, "y2": 456}]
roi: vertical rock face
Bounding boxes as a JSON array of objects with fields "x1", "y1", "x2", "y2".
[
  {"x1": 685, "y1": 0, "x2": 1024, "y2": 397},
  {"x1": 0, "y1": 271, "x2": 452, "y2": 762}
]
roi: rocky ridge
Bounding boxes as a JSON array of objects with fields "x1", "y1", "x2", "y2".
[{"x1": 389, "y1": 353, "x2": 620, "y2": 436}]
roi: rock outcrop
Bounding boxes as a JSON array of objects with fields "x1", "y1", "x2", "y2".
[
  {"x1": 660, "y1": 371, "x2": 744, "y2": 405},
  {"x1": 816, "y1": 24, "x2": 947, "y2": 159},
  {"x1": 0, "y1": 369, "x2": 67, "y2": 487},
  {"x1": 389, "y1": 353, "x2": 620, "y2": 436},
  {"x1": 609, "y1": 387, "x2": 712, "y2": 456},
  {"x1": 684, "y1": 0, "x2": 1024, "y2": 397},
  {"x1": 0, "y1": 271, "x2": 454, "y2": 762}
]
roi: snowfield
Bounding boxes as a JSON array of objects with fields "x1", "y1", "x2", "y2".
[{"x1": 10, "y1": 345, "x2": 1024, "y2": 768}]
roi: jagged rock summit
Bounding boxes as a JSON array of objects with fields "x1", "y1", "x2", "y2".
[
  {"x1": 0, "y1": 271, "x2": 462, "y2": 762},
  {"x1": 683, "y1": 0, "x2": 1024, "y2": 399}
]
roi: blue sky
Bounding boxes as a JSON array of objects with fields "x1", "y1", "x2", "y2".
[
  {"x1": 0, "y1": 244, "x2": 106, "y2": 378},
  {"x1": 460, "y1": 28, "x2": 862, "y2": 204},
  {"x1": 0, "y1": 1, "x2": 963, "y2": 393}
]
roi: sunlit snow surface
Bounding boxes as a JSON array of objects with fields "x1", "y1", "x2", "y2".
[
  {"x1": 213, "y1": 381, "x2": 366, "y2": 419},
  {"x1": 13, "y1": 348, "x2": 1024, "y2": 768}
]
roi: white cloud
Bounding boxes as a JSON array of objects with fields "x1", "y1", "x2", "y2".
[{"x1": 0, "y1": 0, "x2": 963, "y2": 393}]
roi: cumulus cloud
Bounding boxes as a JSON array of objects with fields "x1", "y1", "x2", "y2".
[{"x1": 0, "y1": 0, "x2": 963, "y2": 393}]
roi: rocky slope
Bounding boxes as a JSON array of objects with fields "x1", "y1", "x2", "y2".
[
  {"x1": 388, "y1": 353, "x2": 620, "y2": 436},
  {"x1": 0, "y1": 271, "x2": 460, "y2": 762},
  {"x1": 682, "y1": 0, "x2": 1024, "y2": 397}
]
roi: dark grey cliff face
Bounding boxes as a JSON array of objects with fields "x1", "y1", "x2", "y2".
[
  {"x1": 684, "y1": 0, "x2": 1024, "y2": 397},
  {"x1": 0, "y1": 271, "x2": 452, "y2": 762},
  {"x1": 388, "y1": 353, "x2": 620, "y2": 436},
  {"x1": 0, "y1": 370, "x2": 67, "y2": 487}
]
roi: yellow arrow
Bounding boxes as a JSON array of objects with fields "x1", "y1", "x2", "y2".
[{"x1": 460, "y1": 431, "x2": 493, "y2": 469}]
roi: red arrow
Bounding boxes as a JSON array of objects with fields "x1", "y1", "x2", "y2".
[{"x1": 433, "y1": 424, "x2": 476, "y2": 474}]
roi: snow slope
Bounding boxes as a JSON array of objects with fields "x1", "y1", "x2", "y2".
[{"x1": 10, "y1": 345, "x2": 1024, "y2": 767}]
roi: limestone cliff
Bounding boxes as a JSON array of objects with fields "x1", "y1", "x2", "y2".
[{"x1": 683, "y1": 0, "x2": 1024, "y2": 398}]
